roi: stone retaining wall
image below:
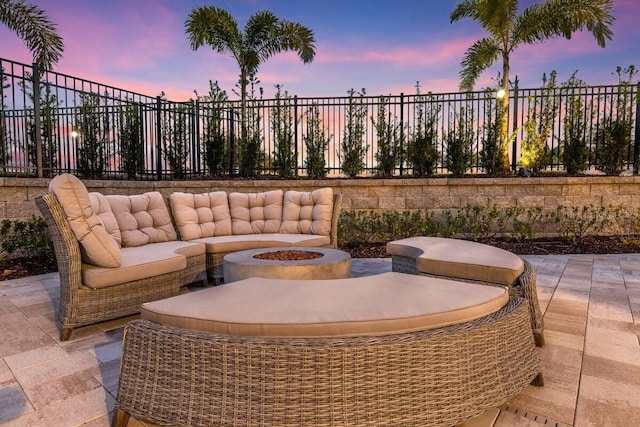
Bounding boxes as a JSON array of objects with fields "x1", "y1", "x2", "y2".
[{"x1": 2, "y1": 176, "x2": 640, "y2": 222}]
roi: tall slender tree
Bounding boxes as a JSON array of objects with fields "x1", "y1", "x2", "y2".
[
  {"x1": 450, "y1": 0, "x2": 614, "y2": 172},
  {"x1": 185, "y1": 6, "x2": 315, "y2": 146},
  {"x1": 0, "y1": 0, "x2": 63, "y2": 70}
]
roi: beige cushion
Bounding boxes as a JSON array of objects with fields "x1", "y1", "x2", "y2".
[
  {"x1": 169, "y1": 191, "x2": 232, "y2": 240},
  {"x1": 229, "y1": 190, "x2": 283, "y2": 234},
  {"x1": 48, "y1": 174, "x2": 121, "y2": 268},
  {"x1": 386, "y1": 237, "x2": 525, "y2": 286},
  {"x1": 279, "y1": 188, "x2": 333, "y2": 236},
  {"x1": 81, "y1": 241, "x2": 197, "y2": 289},
  {"x1": 192, "y1": 233, "x2": 331, "y2": 254},
  {"x1": 88, "y1": 192, "x2": 122, "y2": 246},
  {"x1": 169, "y1": 241, "x2": 207, "y2": 258},
  {"x1": 141, "y1": 272, "x2": 508, "y2": 337},
  {"x1": 107, "y1": 192, "x2": 177, "y2": 247}
]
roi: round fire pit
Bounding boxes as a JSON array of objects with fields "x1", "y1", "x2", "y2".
[{"x1": 223, "y1": 247, "x2": 352, "y2": 283}]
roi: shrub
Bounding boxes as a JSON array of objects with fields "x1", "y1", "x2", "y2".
[
  {"x1": 238, "y1": 76, "x2": 264, "y2": 177},
  {"x1": 444, "y1": 106, "x2": 475, "y2": 177},
  {"x1": 372, "y1": 96, "x2": 400, "y2": 177},
  {"x1": 76, "y1": 93, "x2": 109, "y2": 179},
  {"x1": 304, "y1": 103, "x2": 330, "y2": 178},
  {"x1": 118, "y1": 102, "x2": 143, "y2": 179},
  {"x1": 560, "y1": 74, "x2": 592, "y2": 175},
  {"x1": 24, "y1": 81, "x2": 59, "y2": 178},
  {"x1": 407, "y1": 91, "x2": 440, "y2": 176},
  {"x1": 0, "y1": 218, "x2": 56, "y2": 269},
  {"x1": 520, "y1": 71, "x2": 558, "y2": 174},
  {"x1": 594, "y1": 66, "x2": 637, "y2": 176},
  {"x1": 201, "y1": 80, "x2": 228, "y2": 176},
  {"x1": 272, "y1": 85, "x2": 296, "y2": 178},
  {"x1": 340, "y1": 88, "x2": 368, "y2": 177},
  {"x1": 162, "y1": 104, "x2": 190, "y2": 179},
  {"x1": 551, "y1": 205, "x2": 611, "y2": 244}
]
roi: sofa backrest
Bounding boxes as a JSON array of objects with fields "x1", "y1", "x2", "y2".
[
  {"x1": 168, "y1": 188, "x2": 336, "y2": 240},
  {"x1": 106, "y1": 192, "x2": 177, "y2": 247},
  {"x1": 169, "y1": 191, "x2": 232, "y2": 240},
  {"x1": 228, "y1": 190, "x2": 283, "y2": 235},
  {"x1": 279, "y1": 188, "x2": 334, "y2": 236}
]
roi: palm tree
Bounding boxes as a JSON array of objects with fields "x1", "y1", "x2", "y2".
[
  {"x1": 450, "y1": 0, "x2": 614, "y2": 172},
  {"x1": 185, "y1": 6, "x2": 316, "y2": 144},
  {"x1": 0, "y1": 0, "x2": 64, "y2": 70}
]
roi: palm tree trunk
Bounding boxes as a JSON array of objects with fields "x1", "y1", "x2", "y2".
[
  {"x1": 500, "y1": 55, "x2": 511, "y2": 172},
  {"x1": 240, "y1": 68, "x2": 248, "y2": 144}
]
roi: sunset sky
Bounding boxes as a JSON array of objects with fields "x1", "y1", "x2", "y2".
[{"x1": 1, "y1": 0, "x2": 638, "y2": 101}]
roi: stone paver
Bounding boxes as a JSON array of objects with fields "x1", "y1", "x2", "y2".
[{"x1": 0, "y1": 254, "x2": 640, "y2": 426}]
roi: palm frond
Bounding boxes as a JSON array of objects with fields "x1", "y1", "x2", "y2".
[
  {"x1": 0, "y1": 0, "x2": 63, "y2": 70},
  {"x1": 184, "y1": 6, "x2": 242, "y2": 57},
  {"x1": 459, "y1": 37, "x2": 501, "y2": 91},
  {"x1": 279, "y1": 21, "x2": 316, "y2": 64},
  {"x1": 514, "y1": 0, "x2": 613, "y2": 47},
  {"x1": 450, "y1": 0, "x2": 481, "y2": 23}
]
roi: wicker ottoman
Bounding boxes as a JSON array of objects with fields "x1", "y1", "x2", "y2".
[
  {"x1": 387, "y1": 236, "x2": 545, "y2": 346},
  {"x1": 112, "y1": 272, "x2": 543, "y2": 427}
]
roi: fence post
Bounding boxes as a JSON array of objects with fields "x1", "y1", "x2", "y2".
[
  {"x1": 191, "y1": 99, "x2": 198, "y2": 175},
  {"x1": 32, "y1": 63, "x2": 43, "y2": 178},
  {"x1": 399, "y1": 92, "x2": 404, "y2": 176},
  {"x1": 138, "y1": 102, "x2": 144, "y2": 176},
  {"x1": 634, "y1": 82, "x2": 640, "y2": 175},
  {"x1": 229, "y1": 107, "x2": 235, "y2": 176},
  {"x1": 294, "y1": 95, "x2": 299, "y2": 176},
  {"x1": 511, "y1": 77, "x2": 519, "y2": 171},
  {"x1": 156, "y1": 96, "x2": 162, "y2": 180}
]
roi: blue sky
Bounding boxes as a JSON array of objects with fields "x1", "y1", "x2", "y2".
[{"x1": 1, "y1": 0, "x2": 638, "y2": 100}]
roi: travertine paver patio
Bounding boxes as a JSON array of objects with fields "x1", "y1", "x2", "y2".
[{"x1": 1, "y1": 254, "x2": 640, "y2": 426}]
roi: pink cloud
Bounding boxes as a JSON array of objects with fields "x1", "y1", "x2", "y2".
[{"x1": 314, "y1": 37, "x2": 473, "y2": 68}]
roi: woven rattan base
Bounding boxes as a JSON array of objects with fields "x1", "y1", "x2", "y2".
[
  {"x1": 391, "y1": 254, "x2": 545, "y2": 346},
  {"x1": 113, "y1": 298, "x2": 542, "y2": 427}
]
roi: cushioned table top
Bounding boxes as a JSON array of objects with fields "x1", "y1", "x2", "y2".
[{"x1": 141, "y1": 272, "x2": 508, "y2": 338}]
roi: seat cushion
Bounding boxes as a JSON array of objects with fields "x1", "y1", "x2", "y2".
[
  {"x1": 106, "y1": 192, "x2": 177, "y2": 247},
  {"x1": 81, "y1": 241, "x2": 198, "y2": 289},
  {"x1": 192, "y1": 233, "x2": 331, "y2": 254},
  {"x1": 386, "y1": 237, "x2": 524, "y2": 286},
  {"x1": 141, "y1": 272, "x2": 508, "y2": 338},
  {"x1": 169, "y1": 191, "x2": 232, "y2": 240},
  {"x1": 48, "y1": 174, "x2": 121, "y2": 268}
]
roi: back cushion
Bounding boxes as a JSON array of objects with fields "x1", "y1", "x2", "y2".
[
  {"x1": 48, "y1": 174, "x2": 121, "y2": 267},
  {"x1": 107, "y1": 192, "x2": 177, "y2": 247},
  {"x1": 280, "y1": 188, "x2": 334, "y2": 236},
  {"x1": 228, "y1": 190, "x2": 283, "y2": 235},
  {"x1": 169, "y1": 191, "x2": 232, "y2": 240},
  {"x1": 88, "y1": 192, "x2": 122, "y2": 247}
]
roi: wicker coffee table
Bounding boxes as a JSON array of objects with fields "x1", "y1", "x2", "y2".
[{"x1": 223, "y1": 246, "x2": 352, "y2": 282}]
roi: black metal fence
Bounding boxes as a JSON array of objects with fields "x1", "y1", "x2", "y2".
[{"x1": 1, "y1": 57, "x2": 638, "y2": 179}]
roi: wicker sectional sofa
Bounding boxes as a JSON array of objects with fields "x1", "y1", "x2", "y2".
[{"x1": 35, "y1": 174, "x2": 341, "y2": 340}]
